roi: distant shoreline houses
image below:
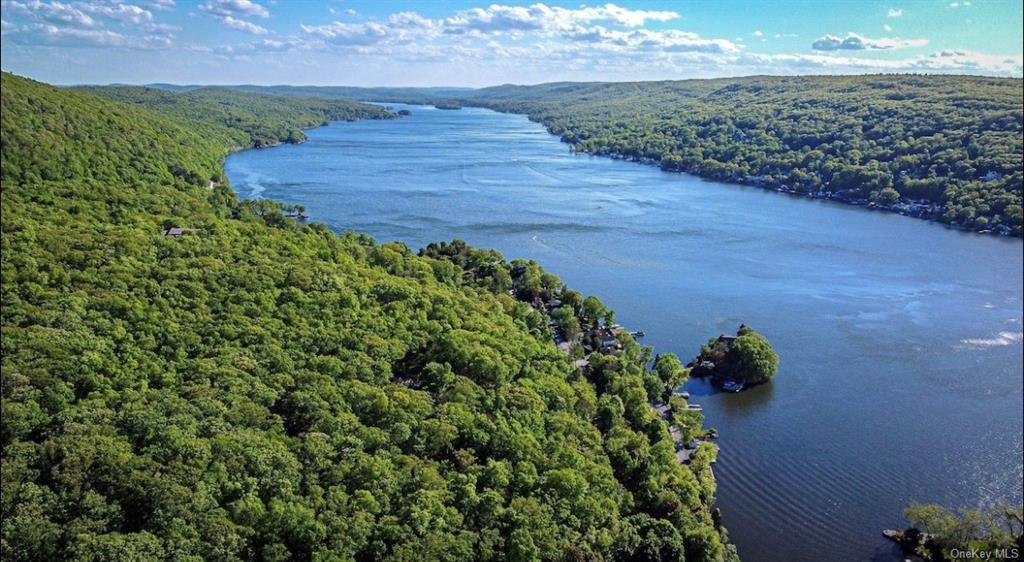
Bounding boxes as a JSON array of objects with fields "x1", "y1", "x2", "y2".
[{"x1": 593, "y1": 150, "x2": 1017, "y2": 237}]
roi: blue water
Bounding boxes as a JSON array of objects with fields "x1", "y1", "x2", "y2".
[{"x1": 226, "y1": 104, "x2": 1024, "y2": 562}]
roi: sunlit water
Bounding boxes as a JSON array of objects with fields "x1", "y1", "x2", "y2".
[{"x1": 226, "y1": 104, "x2": 1024, "y2": 562}]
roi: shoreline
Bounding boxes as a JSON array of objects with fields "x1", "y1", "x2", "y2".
[
  {"x1": 463, "y1": 104, "x2": 1021, "y2": 240},
  {"x1": 224, "y1": 112, "x2": 737, "y2": 553}
]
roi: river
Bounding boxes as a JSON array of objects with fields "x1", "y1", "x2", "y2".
[{"x1": 225, "y1": 103, "x2": 1024, "y2": 562}]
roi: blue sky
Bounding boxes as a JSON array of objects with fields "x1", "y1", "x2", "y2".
[{"x1": 2, "y1": 0, "x2": 1021, "y2": 86}]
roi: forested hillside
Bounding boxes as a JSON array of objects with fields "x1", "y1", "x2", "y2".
[
  {"x1": 2, "y1": 71, "x2": 731, "y2": 561},
  {"x1": 148, "y1": 84, "x2": 476, "y2": 106},
  {"x1": 464, "y1": 76, "x2": 1023, "y2": 235},
  {"x1": 79, "y1": 85, "x2": 395, "y2": 148},
  {"x1": 207, "y1": 76, "x2": 1023, "y2": 235}
]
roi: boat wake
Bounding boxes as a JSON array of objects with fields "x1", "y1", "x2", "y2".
[{"x1": 959, "y1": 331, "x2": 1023, "y2": 348}]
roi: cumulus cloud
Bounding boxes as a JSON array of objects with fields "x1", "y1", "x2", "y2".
[
  {"x1": 812, "y1": 32, "x2": 927, "y2": 51},
  {"x1": 0, "y1": 0, "x2": 176, "y2": 49},
  {"x1": 300, "y1": 21, "x2": 391, "y2": 45},
  {"x1": 1, "y1": 0, "x2": 98, "y2": 28},
  {"x1": 887, "y1": 8, "x2": 902, "y2": 17},
  {"x1": 443, "y1": 2, "x2": 678, "y2": 35},
  {"x1": 127, "y1": 0, "x2": 173, "y2": 9},
  {"x1": 563, "y1": 26, "x2": 739, "y2": 53},
  {"x1": 221, "y1": 15, "x2": 266, "y2": 34},
  {"x1": 300, "y1": 11, "x2": 444, "y2": 46},
  {"x1": 79, "y1": 2, "x2": 154, "y2": 25},
  {"x1": 200, "y1": 0, "x2": 268, "y2": 19},
  {"x1": 5, "y1": 21, "x2": 171, "y2": 48},
  {"x1": 298, "y1": 3, "x2": 732, "y2": 55},
  {"x1": 919, "y1": 49, "x2": 1023, "y2": 74},
  {"x1": 199, "y1": 0, "x2": 269, "y2": 35},
  {"x1": 566, "y1": 3, "x2": 678, "y2": 26}
]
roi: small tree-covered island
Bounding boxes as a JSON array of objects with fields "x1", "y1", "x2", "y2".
[
  {"x1": 884, "y1": 502, "x2": 1023, "y2": 562},
  {"x1": 689, "y1": 326, "x2": 780, "y2": 392}
]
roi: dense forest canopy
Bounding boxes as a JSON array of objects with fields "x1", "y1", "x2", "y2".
[
  {"x1": 2, "y1": 71, "x2": 731, "y2": 561},
  {"x1": 77, "y1": 85, "x2": 395, "y2": 148},
  {"x1": 201, "y1": 75, "x2": 1024, "y2": 235}
]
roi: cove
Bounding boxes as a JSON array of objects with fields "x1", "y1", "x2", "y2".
[{"x1": 225, "y1": 104, "x2": 1024, "y2": 562}]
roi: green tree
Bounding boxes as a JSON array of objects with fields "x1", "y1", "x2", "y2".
[{"x1": 720, "y1": 330, "x2": 779, "y2": 384}]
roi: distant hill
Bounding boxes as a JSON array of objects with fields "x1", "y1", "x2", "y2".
[
  {"x1": 79, "y1": 85, "x2": 395, "y2": 148},
  {"x1": 146, "y1": 83, "x2": 477, "y2": 105}
]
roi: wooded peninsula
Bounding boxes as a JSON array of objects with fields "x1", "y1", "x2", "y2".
[{"x1": 1, "y1": 72, "x2": 731, "y2": 561}]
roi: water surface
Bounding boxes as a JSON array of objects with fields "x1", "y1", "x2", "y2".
[{"x1": 226, "y1": 104, "x2": 1024, "y2": 562}]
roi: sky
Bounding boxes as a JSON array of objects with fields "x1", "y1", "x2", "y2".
[{"x1": 1, "y1": 0, "x2": 1022, "y2": 86}]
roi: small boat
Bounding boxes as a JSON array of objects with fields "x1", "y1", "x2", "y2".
[
  {"x1": 631, "y1": 330, "x2": 645, "y2": 338},
  {"x1": 720, "y1": 380, "x2": 745, "y2": 393},
  {"x1": 678, "y1": 390, "x2": 691, "y2": 399}
]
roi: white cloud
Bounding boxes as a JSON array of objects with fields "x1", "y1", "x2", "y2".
[
  {"x1": 298, "y1": 4, "x2": 733, "y2": 56},
  {"x1": 5, "y1": 20, "x2": 171, "y2": 48},
  {"x1": 221, "y1": 14, "x2": 266, "y2": 34},
  {"x1": 752, "y1": 30, "x2": 763, "y2": 37},
  {"x1": 301, "y1": 21, "x2": 392, "y2": 45},
  {"x1": 883, "y1": 24, "x2": 893, "y2": 32},
  {"x1": 200, "y1": 0, "x2": 268, "y2": 19},
  {"x1": 734, "y1": 49, "x2": 1021, "y2": 77},
  {"x1": 812, "y1": 32, "x2": 927, "y2": 51},
  {"x1": 920, "y1": 49, "x2": 1023, "y2": 74},
  {"x1": 1, "y1": 0, "x2": 98, "y2": 28},
  {"x1": 442, "y1": 2, "x2": 678, "y2": 35},
  {"x1": 887, "y1": 8, "x2": 902, "y2": 17},
  {"x1": 300, "y1": 11, "x2": 444, "y2": 47},
  {"x1": 199, "y1": 0, "x2": 269, "y2": 35},
  {"x1": 78, "y1": 2, "x2": 154, "y2": 24},
  {"x1": 563, "y1": 25, "x2": 739, "y2": 53},
  {"x1": 0, "y1": 0, "x2": 177, "y2": 50}
]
